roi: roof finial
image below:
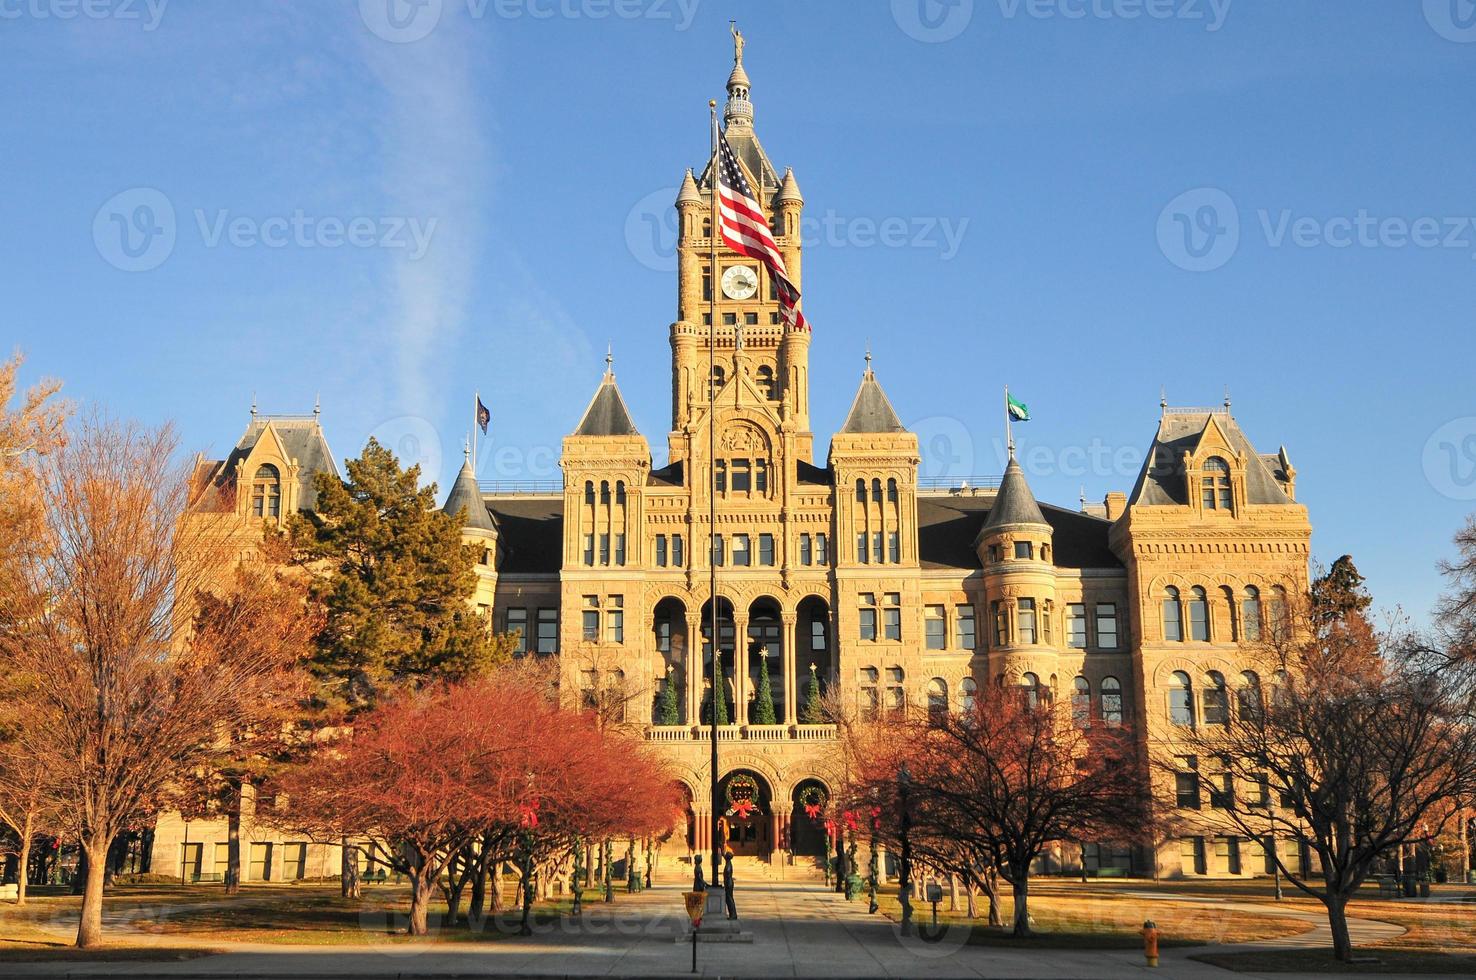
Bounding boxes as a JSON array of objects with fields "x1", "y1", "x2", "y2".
[
  {"x1": 464, "y1": 434, "x2": 471, "y2": 461},
  {"x1": 1080, "y1": 485, "x2": 1087, "y2": 512},
  {"x1": 605, "y1": 344, "x2": 614, "y2": 379},
  {"x1": 314, "y1": 393, "x2": 321, "y2": 418},
  {"x1": 864, "y1": 342, "x2": 872, "y2": 376},
  {"x1": 731, "y1": 20, "x2": 744, "y2": 66},
  {"x1": 1159, "y1": 386, "x2": 1168, "y2": 415},
  {"x1": 1223, "y1": 385, "x2": 1232, "y2": 412},
  {"x1": 250, "y1": 393, "x2": 257, "y2": 418}
]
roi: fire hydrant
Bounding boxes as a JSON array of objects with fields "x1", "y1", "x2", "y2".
[{"x1": 1143, "y1": 919, "x2": 1160, "y2": 968}]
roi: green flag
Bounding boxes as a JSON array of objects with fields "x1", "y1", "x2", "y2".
[{"x1": 1007, "y1": 391, "x2": 1031, "y2": 422}]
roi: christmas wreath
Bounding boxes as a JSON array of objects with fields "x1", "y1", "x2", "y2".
[
  {"x1": 724, "y1": 772, "x2": 762, "y2": 820},
  {"x1": 798, "y1": 785, "x2": 827, "y2": 820}
]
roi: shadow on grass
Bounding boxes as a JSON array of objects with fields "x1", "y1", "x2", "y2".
[
  {"x1": 1191, "y1": 949, "x2": 1476, "y2": 974},
  {"x1": 0, "y1": 942, "x2": 217, "y2": 964}
]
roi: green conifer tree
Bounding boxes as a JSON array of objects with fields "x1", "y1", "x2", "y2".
[
  {"x1": 752, "y1": 649, "x2": 777, "y2": 725},
  {"x1": 656, "y1": 667, "x2": 680, "y2": 726},
  {"x1": 712, "y1": 670, "x2": 729, "y2": 726},
  {"x1": 800, "y1": 663, "x2": 824, "y2": 724}
]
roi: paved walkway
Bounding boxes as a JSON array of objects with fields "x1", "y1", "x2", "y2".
[{"x1": 5, "y1": 877, "x2": 1445, "y2": 979}]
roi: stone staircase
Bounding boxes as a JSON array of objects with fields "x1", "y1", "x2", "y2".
[{"x1": 729, "y1": 854, "x2": 827, "y2": 885}]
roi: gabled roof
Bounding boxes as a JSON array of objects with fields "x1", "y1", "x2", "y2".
[
  {"x1": 574, "y1": 372, "x2": 640, "y2": 437},
  {"x1": 441, "y1": 457, "x2": 497, "y2": 533},
  {"x1": 839, "y1": 369, "x2": 905, "y2": 434},
  {"x1": 193, "y1": 415, "x2": 338, "y2": 513},
  {"x1": 1129, "y1": 410, "x2": 1293, "y2": 506},
  {"x1": 980, "y1": 456, "x2": 1048, "y2": 531}
]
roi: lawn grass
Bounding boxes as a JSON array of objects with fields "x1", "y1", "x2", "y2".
[
  {"x1": 869, "y1": 886, "x2": 1312, "y2": 949},
  {"x1": 1191, "y1": 949, "x2": 1476, "y2": 974}
]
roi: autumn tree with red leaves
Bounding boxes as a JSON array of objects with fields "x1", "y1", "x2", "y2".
[{"x1": 272, "y1": 672, "x2": 678, "y2": 937}]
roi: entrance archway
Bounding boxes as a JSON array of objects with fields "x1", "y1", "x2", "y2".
[
  {"x1": 717, "y1": 769, "x2": 773, "y2": 857},
  {"x1": 789, "y1": 779, "x2": 830, "y2": 858}
]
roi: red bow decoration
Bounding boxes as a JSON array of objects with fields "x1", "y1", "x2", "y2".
[
  {"x1": 843, "y1": 810, "x2": 859, "y2": 832},
  {"x1": 732, "y1": 799, "x2": 755, "y2": 820},
  {"x1": 804, "y1": 802, "x2": 821, "y2": 819},
  {"x1": 519, "y1": 798, "x2": 540, "y2": 829},
  {"x1": 871, "y1": 806, "x2": 882, "y2": 831}
]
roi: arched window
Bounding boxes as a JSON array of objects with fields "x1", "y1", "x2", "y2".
[
  {"x1": 614, "y1": 481, "x2": 626, "y2": 505},
  {"x1": 1169, "y1": 670, "x2": 1194, "y2": 726},
  {"x1": 251, "y1": 464, "x2": 281, "y2": 519},
  {"x1": 1100, "y1": 676, "x2": 1123, "y2": 726},
  {"x1": 886, "y1": 478, "x2": 899, "y2": 503},
  {"x1": 756, "y1": 365, "x2": 776, "y2": 400},
  {"x1": 1163, "y1": 587, "x2": 1184, "y2": 642},
  {"x1": 1202, "y1": 671, "x2": 1229, "y2": 725},
  {"x1": 885, "y1": 665, "x2": 905, "y2": 714},
  {"x1": 855, "y1": 479, "x2": 866, "y2": 503},
  {"x1": 927, "y1": 678, "x2": 948, "y2": 725},
  {"x1": 871, "y1": 478, "x2": 882, "y2": 503},
  {"x1": 583, "y1": 480, "x2": 595, "y2": 504},
  {"x1": 1188, "y1": 586, "x2": 1210, "y2": 641},
  {"x1": 1242, "y1": 586, "x2": 1262, "y2": 642},
  {"x1": 1271, "y1": 669, "x2": 1291, "y2": 709},
  {"x1": 709, "y1": 364, "x2": 726, "y2": 398},
  {"x1": 1221, "y1": 586, "x2": 1238, "y2": 641},
  {"x1": 1020, "y1": 672, "x2": 1040, "y2": 709},
  {"x1": 1237, "y1": 670, "x2": 1262, "y2": 720},
  {"x1": 1269, "y1": 586, "x2": 1289, "y2": 640},
  {"x1": 1202, "y1": 456, "x2": 1232, "y2": 510},
  {"x1": 1071, "y1": 676, "x2": 1091, "y2": 726},
  {"x1": 599, "y1": 480, "x2": 611, "y2": 505},
  {"x1": 960, "y1": 677, "x2": 978, "y2": 716}
]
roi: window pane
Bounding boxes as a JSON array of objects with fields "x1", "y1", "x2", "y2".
[
  {"x1": 1014, "y1": 540, "x2": 1033, "y2": 560},
  {"x1": 816, "y1": 534, "x2": 828, "y2": 564},
  {"x1": 673, "y1": 534, "x2": 684, "y2": 567},
  {"x1": 887, "y1": 532, "x2": 900, "y2": 564},
  {"x1": 536, "y1": 609, "x2": 558, "y2": 653},
  {"x1": 799, "y1": 534, "x2": 812, "y2": 566},
  {"x1": 859, "y1": 609, "x2": 877, "y2": 642},
  {"x1": 883, "y1": 609, "x2": 901, "y2": 641},
  {"x1": 655, "y1": 535, "x2": 667, "y2": 567},
  {"x1": 1095, "y1": 603, "x2": 1118, "y2": 649},
  {"x1": 758, "y1": 533, "x2": 774, "y2": 566},
  {"x1": 924, "y1": 605, "x2": 946, "y2": 650},
  {"x1": 1067, "y1": 603, "x2": 1087, "y2": 648},
  {"x1": 955, "y1": 605, "x2": 976, "y2": 650},
  {"x1": 1018, "y1": 598, "x2": 1037, "y2": 644},
  {"x1": 507, "y1": 608, "x2": 528, "y2": 654}
]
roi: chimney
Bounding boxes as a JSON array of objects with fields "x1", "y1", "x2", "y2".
[{"x1": 1103, "y1": 491, "x2": 1127, "y2": 522}]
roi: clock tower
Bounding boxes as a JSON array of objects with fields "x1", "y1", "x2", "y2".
[{"x1": 669, "y1": 32, "x2": 812, "y2": 466}]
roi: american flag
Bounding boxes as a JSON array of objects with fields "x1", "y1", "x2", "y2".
[{"x1": 715, "y1": 132, "x2": 809, "y2": 332}]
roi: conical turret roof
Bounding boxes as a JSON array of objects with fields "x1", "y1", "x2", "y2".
[
  {"x1": 442, "y1": 456, "x2": 497, "y2": 533},
  {"x1": 574, "y1": 365, "x2": 640, "y2": 437},
  {"x1": 839, "y1": 362, "x2": 904, "y2": 434},
  {"x1": 777, "y1": 167, "x2": 802, "y2": 204},
  {"x1": 983, "y1": 456, "x2": 1048, "y2": 530},
  {"x1": 676, "y1": 169, "x2": 701, "y2": 206}
]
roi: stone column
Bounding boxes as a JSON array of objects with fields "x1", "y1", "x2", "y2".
[
  {"x1": 733, "y1": 611, "x2": 750, "y2": 724},
  {"x1": 781, "y1": 612, "x2": 798, "y2": 725},
  {"x1": 686, "y1": 614, "x2": 703, "y2": 724}
]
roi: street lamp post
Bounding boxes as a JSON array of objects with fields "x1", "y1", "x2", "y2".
[{"x1": 898, "y1": 762, "x2": 914, "y2": 936}]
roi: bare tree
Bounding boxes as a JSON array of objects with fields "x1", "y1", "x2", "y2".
[
  {"x1": 0, "y1": 414, "x2": 311, "y2": 947},
  {"x1": 1171, "y1": 588, "x2": 1476, "y2": 962}
]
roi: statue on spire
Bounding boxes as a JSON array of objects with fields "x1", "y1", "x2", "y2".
[{"x1": 731, "y1": 21, "x2": 745, "y2": 65}]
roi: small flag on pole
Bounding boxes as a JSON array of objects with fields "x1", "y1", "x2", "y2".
[
  {"x1": 1006, "y1": 392, "x2": 1031, "y2": 422},
  {"x1": 476, "y1": 397, "x2": 491, "y2": 434}
]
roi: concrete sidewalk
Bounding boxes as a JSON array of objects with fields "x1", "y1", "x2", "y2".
[{"x1": 0, "y1": 878, "x2": 1452, "y2": 980}]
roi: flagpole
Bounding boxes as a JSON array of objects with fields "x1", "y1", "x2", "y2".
[
  {"x1": 707, "y1": 97, "x2": 722, "y2": 888},
  {"x1": 1005, "y1": 384, "x2": 1013, "y2": 457},
  {"x1": 472, "y1": 390, "x2": 479, "y2": 471}
]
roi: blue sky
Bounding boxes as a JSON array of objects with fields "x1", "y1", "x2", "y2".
[{"x1": 3, "y1": 0, "x2": 1474, "y2": 622}]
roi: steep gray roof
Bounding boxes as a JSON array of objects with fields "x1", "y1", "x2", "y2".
[
  {"x1": 981, "y1": 456, "x2": 1048, "y2": 531},
  {"x1": 442, "y1": 457, "x2": 497, "y2": 533},
  {"x1": 574, "y1": 374, "x2": 640, "y2": 437},
  {"x1": 839, "y1": 370, "x2": 905, "y2": 434},
  {"x1": 230, "y1": 417, "x2": 338, "y2": 511},
  {"x1": 1129, "y1": 411, "x2": 1293, "y2": 506}
]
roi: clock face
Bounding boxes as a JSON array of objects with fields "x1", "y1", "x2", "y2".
[{"x1": 721, "y1": 265, "x2": 759, "y2": 300}]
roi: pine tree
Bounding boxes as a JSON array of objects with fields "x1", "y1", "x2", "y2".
[
  {"x1": 708, "y1": 670, "x2": 729, "y2": 726},
  {"x1": 752, "y1": 649, "x2": 777, "y2": 725},
  {"x1": 800, "y1": 663, "x2": 823, "y2": 724},
  {"x1": 287, "y1": 437, "x2": 511, "y2": 709},
  {"x1": 656, "y1": 668, "x2": 679, "y2": 726}
]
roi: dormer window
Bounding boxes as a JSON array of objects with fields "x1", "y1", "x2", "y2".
[
  {"x1": 251, "y1": 464, "x2": 281, "y2": 519},
  {"x1": 1202, "y1": 456, "x2": 1232, "y2": 510}
]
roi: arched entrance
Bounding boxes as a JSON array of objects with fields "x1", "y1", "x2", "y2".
[
  {"x1": 717, "y1": 769, "x2": 773, "y2": 857},
  {"x1": 789, "y1": 779, "x2": 830, "y2": 858}
]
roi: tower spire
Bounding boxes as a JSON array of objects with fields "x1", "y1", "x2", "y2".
[{"x1": 725, "y1": 21, "x2": 753, "y2": 128}]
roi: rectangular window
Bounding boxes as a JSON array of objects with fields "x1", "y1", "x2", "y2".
[
  {"x1": 1095, "y1": 603, "x2": 1118, "y2": 649},
  {"x1": 924, "y1": 605, "x2": 947, "y2": 650},
  {"x1": 614, "y1": 533, "x2": 626, "y2": 566},
  {"x1": 857, "y1": 533, "x2": 869, "y2": 563},
  {"x1": 715, "y1": 461, "x2": 726, "y2": 493},
  {"x1": 1250, "y1": 772, "x2": 1270, "y2": 808},
  {"x1": 883, "y1": 593, "x2": 902, "y2": 641},
  {"x1": 873, "y1": 532, "x2": 885, "y2": 564},
  {"x1": 582, "y1": 596, "x2": 599, "y2": 642},
  {"x1": 1175, "y1": 756, "x2": 1201, "y2": 809},
  {"x1": 732, "y1": 534, "x2": 751, "y2": 566},
  {"x1": 712, "y1": 534, "x2": 725, "y2": 566},
  {"x1": 702, "y1": 268, "x2": 712, "y2": 300},
  {"x1": 722, "y1": 312, "x2": 736, "y2": 325},
  {"x1": 811, "y1": 618, "x2": 826, "y2": 652},
  {"x1": 1208, "y1": 757, "x2": 1233, "y2": 809},
  {"x1": 606, "y1": 596, "x2": 624, "y2": 644},
  {"x1": 655, "y1": 534, "x2": 668, "y2": 568},
  {"x1": 536, "y1": 608, "x2": 558, "y2": 654},
  {"x1": 758, "y1": 533, "x2": 775, "y2": 566},
  {"x1": 673, "y1": 534, "x2": 684, "y2": 567},
  {"x1": 583, "y1": 534, "x2": 595, "y2": 566},
  {"x1": 283, "y1": 843, "x2": 307, "y2": 881},
  {"x1": 1018, "y1": 598, "x2": 1037, "y2": 644},
  {"x1": 655, "y1": 618, "x2": 672, "y2": 653},
  {"x1": 992, "y1": 600, "x2": 1007, "y2": 647},
  {"x1": 248, "y1": 842, "x2": 272, "y2": 882},
  {"x1": 859, "y1": 593, "x2": 877, "y2": 642},
  {"x1": 955, "y1": 605, "x2": 976, "y2": 650},
  {"x1": 1014, "y1": 540, "x2": 1033, "y2": 560},
  {"x1": 755, "y1": 459, "x2": 768, "y2": 492},
  {"x1": 816, "y1": 533, "x2": 829, "y2": 565},
  {"x1": 598, "y1": 533, "x2": 610, "y2": 566},
  {"x1": 731, "y1": 459, "x2": 751, "y2": 492},
  {"x1": 1042, "y1": 599, "x2": 1053, "y2": 645},
  {"x1": 1067, "y1": 603, "x2": 1087, "y2": 648},
  {"x1": 506, "y1": 608, "x2": 528, "y2": 654},
  {"x1": 887, "y1": 532, "x2": 900, "y2": 564},
  {"x1": 1180, "y1": 837, "x2": 1207, "y2": 876},
  {"x1": 214, "y1": 842, "x2": 229, "y2": 877},
  {"x1": 799, "y1": 534, "x2": 812, "y2": 566}
]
